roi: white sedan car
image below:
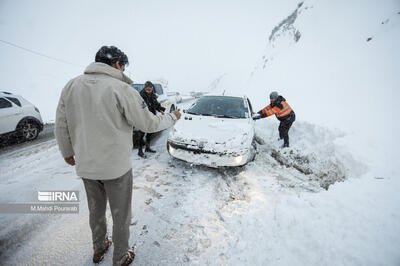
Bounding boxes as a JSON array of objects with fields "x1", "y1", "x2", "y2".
[{"x1": 167, "y1": 95, "x2": 257, "y2": 167}]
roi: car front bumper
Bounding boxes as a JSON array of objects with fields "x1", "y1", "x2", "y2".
[{"x1": 167, "y1": 141, "x2": 251, "y2": 168}]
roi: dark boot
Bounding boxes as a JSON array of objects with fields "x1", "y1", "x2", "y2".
[
  {"x1": 93, "y1": 237, "x2": 112, "y2": 263},
  {"x1": 282, "y1": 142, "x2": 289, "y2": 148},
  {"x1": 145, "y1": 144, "x2": 156, "y2": 153},
  {"x1": 138, "y1": 147, "x2": 147, "y2": 158},
  {"x1": 120, "y1": 247, "x2": 135, "y2": 266}
]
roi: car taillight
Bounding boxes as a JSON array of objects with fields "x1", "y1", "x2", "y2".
[{"x1": 34, "y1": 107, "x2": 40, "y2": 113}]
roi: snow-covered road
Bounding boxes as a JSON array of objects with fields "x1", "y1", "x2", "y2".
[{"x1": 1, "y1": 104, "x2": 399, "y2": 265}]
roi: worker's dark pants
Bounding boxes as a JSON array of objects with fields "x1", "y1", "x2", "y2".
[
  {"x1": 138, "y1": 131, "x2": 154, "y2": 150},
  {"x1": 278, "y1": 112, "x2": 296, "y2": 147}
]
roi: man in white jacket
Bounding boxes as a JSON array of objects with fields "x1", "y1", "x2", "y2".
[{"x1": 55, "y1": 46, "x2": 181, "y2": 266}]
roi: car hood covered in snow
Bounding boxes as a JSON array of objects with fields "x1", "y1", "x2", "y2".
[{"x1": 168, "y1": 114, "x2": 254, "y2": 154}]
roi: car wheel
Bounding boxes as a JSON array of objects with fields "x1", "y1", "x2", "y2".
[
  {"x1": 20, "y1": 121, "x2": 39, "y2": 141},
  {"x1": 170, "y1": 104, "x2": 176, "y2": 112}
]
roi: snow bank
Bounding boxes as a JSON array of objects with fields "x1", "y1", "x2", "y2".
[{"x1": 254, "y1": 118, "x2": 366, "y2": 190}]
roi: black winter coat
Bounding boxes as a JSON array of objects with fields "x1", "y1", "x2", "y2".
[{"x1": 140, "y1": 89, "x2": 166, "y2": 115}]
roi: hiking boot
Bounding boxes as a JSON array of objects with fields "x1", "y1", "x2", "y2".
[
  {"x1": 93, "y1": 237, "x2": 112, "y2": 263},
  {"x1": 120, "y1": 247, "x2": 135, "y2": 266},
  {"x1": 138, "y1": 149, "x2": 147, "y2": 158},
  {"x1": 145, "y1": 147, "x2": 156, "y2": 153}
]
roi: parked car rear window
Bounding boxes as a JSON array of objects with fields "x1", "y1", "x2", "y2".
[
  {"x1": 131, "y1": 84, "x2": 163, "y2": 95},
  {"x1": 6, "y1": 97, "x2": 21, "y2": 107},
  {"x1": 132, "y1": 84, "x2": 145, "y2": 92},
  {"x1": 153, "y1": 84, "x2": 163, "y2": 95},
  {"x1": 187, "y1": 96, "x2": 247, "y2": 118},
  {"x1": 0, "y1": 97, "x2": 12, "y2": 108}
]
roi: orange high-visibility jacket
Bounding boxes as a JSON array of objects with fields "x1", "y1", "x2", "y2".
[{"x1": 261, "y1": 100, "x2": 293, "y2": 119}]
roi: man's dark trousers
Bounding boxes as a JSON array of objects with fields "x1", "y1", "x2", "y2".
[
  {"x1": 279, "y1": 112, "x2": 296, "y2": 147},
  {"x1": 82, "y1": 169, "x2": 133, "y2": 266}
]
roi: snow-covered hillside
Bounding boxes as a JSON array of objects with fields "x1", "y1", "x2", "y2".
[{"x1": 244, "y1": 0, "x2": 400, "y2": 166}]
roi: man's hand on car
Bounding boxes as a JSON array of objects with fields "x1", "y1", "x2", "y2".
[
  {"x1": 64, "y1": 156, "x2": 75, "y2": 166},
  {"x1": 173, "y1": 109, "x2": 181, "y2": 120}
]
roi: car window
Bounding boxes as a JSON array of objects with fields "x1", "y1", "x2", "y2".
[
  {"x1": 154, "y1": 84, "x2": 163, "y2": 95},
  {"x1": 0, "y1": 97, "x2": 12, "y2": 108},
  {"x1": 6, "y1": 97, "x2": 21, "y2": 107},
  {"x1": 187, "y1": 96, "x2": 247, "y2": 118}
]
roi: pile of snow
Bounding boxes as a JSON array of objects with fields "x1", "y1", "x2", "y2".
[{"x1": 254, "y1": 119, "x2": 365, "y2": 190}]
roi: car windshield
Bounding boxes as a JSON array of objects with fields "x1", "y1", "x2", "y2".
[{"x1": 187, "y1": 96, "x2": 247, "y2": 119}]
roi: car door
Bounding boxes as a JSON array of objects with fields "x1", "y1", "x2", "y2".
[{"x1": 0, "y1": 97, "x2": 23, "y2": 134}]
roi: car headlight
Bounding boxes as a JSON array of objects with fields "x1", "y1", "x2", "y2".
[
  {"x1": 234, "y1": 155, "x2": 243, "y2": 164},
  {"x1": 168, "y1": 144, "x2": 175, "y2": 155}
]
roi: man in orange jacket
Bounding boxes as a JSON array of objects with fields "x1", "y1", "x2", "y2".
[{"x1": 255, "y1": 91, "x2": 296, "y2": 148}]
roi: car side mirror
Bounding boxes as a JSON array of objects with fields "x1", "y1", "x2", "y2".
[{"x1": 252, "y1": 114, "x2": 261, "y2": 120}]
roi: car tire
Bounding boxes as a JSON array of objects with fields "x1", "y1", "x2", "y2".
[{"x1": 20, "y1": 121, "x2": 39, "y2": 141}]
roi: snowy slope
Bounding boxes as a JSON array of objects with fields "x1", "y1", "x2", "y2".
[
  {"x1": 1, "y1": 114, "x2": 399, "y2": 265},
  {"x1": 244, "y1": 0, "x2": 400, "y2": 165}
]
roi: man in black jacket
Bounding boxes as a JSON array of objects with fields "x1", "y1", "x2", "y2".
[
  {"x1": 137, "y1": 81, "x2": 166, "y2": 158},
  {"x1": 256, "y1": 91, "x2": 296, "y2": 148}
]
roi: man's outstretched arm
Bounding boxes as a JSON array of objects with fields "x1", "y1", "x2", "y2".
[{"x1": 116, "y1": 86, "x2": 180, "y2": 133}]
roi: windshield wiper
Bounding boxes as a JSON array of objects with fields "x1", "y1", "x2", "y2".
[
  {"x1": 186, "y1": 111, "x2": 200, "y2": 115},
  {"x1": 213, "y1": 114, "x2": 242, "y2": 119},
  {"x1": 187, "y1": 111, "x2": 212, "y2": 116},
  {"x1": 186, "y1": 112, "x2": 240, "y2": 118}
]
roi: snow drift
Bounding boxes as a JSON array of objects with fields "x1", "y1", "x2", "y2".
[{"x1": 254, "y1": 119, "x2": 365, "y2": 191}]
